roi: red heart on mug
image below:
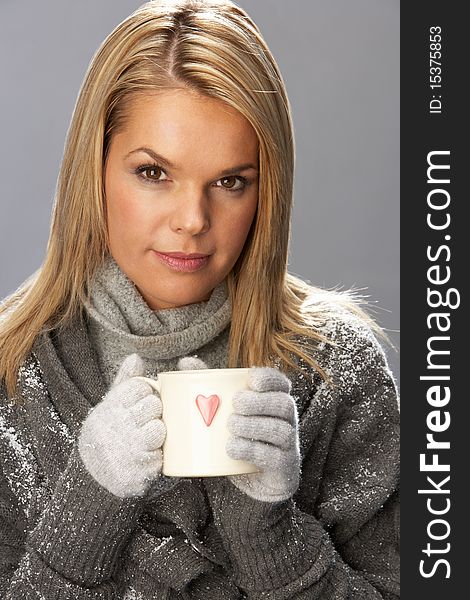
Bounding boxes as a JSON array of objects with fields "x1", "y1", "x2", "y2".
[{"x1": 195, "y1": 394, "x2": 220, "y2": 426}]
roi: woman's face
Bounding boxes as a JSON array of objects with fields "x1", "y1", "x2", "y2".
[{"x1": 104, "y1": 89, "x2": 259, "y2": 310}]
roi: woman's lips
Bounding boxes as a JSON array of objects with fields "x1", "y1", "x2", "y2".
[{"x1": 153, "y1": 251, "x2": 211, "y2": 272}]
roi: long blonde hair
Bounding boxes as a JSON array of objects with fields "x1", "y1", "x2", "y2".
[{"x1": 0, "y1": 0, "x2": 385, "y2": 398}]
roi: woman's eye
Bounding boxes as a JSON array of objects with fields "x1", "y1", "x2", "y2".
[
  {"x1": 135, "y1": 163, "x2": 168, "y2": 183},
  {"x1": 216, "y1": 175, "x2": 247, "y2": 192},
  {"x1": 134, "y1": 166, "x2": 248, "y2": 192}
]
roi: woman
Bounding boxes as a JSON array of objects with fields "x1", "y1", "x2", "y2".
[{"x1": 0, "y1": 0, "x2": 399, "y2": 598}]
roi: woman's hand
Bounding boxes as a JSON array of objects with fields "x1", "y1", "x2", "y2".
[
  {"x1": 179, "y1": 357, "x2": 301, "y2": 503},
  {"x1": 78, "y1": 353, "x2": 177, "y2": 498},
  {"x1": 226, "y1": 366, "x2": 300, "y2": 503}
]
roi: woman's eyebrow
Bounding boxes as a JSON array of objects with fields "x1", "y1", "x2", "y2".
[
  {"x1": 219, "y1": 163, "x2": 259, "y2": 176},
  {"x1": 125, "y1": 147, "x2": 258, "y2": 176},
  {"x1": 125, "y1": 147, "x2": 175, "y2": 169}
]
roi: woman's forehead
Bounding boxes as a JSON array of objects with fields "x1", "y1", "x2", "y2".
[{"x1": 113, "y1": 89, "x2": 259, "y2": 169}]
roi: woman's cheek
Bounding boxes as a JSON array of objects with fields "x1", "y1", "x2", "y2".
[{"x1": 109, "y1": 186, "x2": 145, "y2": 232}]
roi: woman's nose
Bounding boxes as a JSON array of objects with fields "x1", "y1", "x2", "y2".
[{"x1": 169, "y1": 187, "x2": 211, "y2": 236}]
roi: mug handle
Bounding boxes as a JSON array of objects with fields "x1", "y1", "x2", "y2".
[{"x1": 134, "y1": 376, "x2": 161, "y2": 395}]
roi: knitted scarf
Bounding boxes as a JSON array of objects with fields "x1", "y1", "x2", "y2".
[{"x1": 83, "y1": 255, "x2": 232, "y2": 386}]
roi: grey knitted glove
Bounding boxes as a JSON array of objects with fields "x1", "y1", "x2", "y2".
[
  {"x1": 226, "y1": 366, "x2": 300, "y2": 502},
  {"x1": 178, "y1": 357, "x2": 301, "y2": 503},
  {"x1": 78, "y1": 353, "x2": 177, "y2": 498}
]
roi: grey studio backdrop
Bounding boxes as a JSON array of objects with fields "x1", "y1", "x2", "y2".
[{"x1": 0, "y1": 0, "x2": 400, "y2": 384}]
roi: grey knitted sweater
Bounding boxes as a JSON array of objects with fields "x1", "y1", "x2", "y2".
[{"x1": 0, "y1": 264, "x2": 400, "y2": 599}]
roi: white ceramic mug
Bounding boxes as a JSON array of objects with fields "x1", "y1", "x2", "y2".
[{"x1": 134, "y1": 368, "x2": 260, "y2": 477}]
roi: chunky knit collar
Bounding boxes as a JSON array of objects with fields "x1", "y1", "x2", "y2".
[{"x1": 83, "y1": 255, "x2": 232, "y2": 362}]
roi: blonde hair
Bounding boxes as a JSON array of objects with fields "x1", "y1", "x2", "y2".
[{"x1": 0, "y1": 0, "x2": 386, "y2": 398}]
